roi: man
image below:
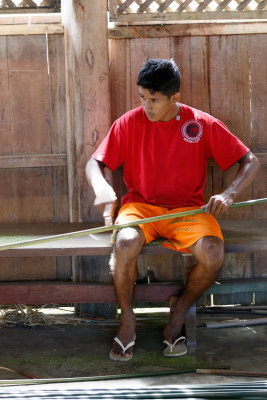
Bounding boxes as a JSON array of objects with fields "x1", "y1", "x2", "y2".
[{"x1": 86, "y1": 59, "x2": 259, "y2": 361}]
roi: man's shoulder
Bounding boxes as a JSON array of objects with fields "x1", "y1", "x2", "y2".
[
  {"x1": 181, "y1": 104, "x2": 216, "y2": 124},
  {"x1": 117, "y1": 106, "x2": 144, "y2": 124}
]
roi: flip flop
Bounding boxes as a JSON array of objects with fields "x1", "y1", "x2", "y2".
[
  {"x1": 163, "y1": 336, "x2": 187, "y2": 357},
  {"x1": 109, "y1": 335, "x2": 136, "y2": 361}
]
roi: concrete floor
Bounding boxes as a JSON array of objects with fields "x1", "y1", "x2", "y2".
[{"x1": 0, "y1": 310, "x2": 266, "y2": 389}]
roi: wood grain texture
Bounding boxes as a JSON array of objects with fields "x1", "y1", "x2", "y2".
[
  {"x1": 209, "y1": 35, "x2": 250, "y2": 146},
  {"x1": 129, "y1": 37, "x2": 170, "y2": 108},
  {"x1": 47, "y1": 34, "x2": 67, "y2": 154},
  {"x1": 170, "y1": 36, "x2": 192, "y2": 105},
  {"x1": 62, "y1": 0, "x2": 111, "y2": 222},
  {"x1": 249, "y1": 34, "x2": 267, "y2": 152}
]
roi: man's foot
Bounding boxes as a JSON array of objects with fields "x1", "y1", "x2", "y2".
[
  {"x1": 109, "y1": 312, "x2": 136, "y2": 361},
  {"x1": 163, "y1": 295, "x2": 186, "y2": 345}
]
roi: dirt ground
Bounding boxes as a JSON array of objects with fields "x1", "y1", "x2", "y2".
[{"x1": 0, "y1": 309, "x2": 266, "y2": 383}]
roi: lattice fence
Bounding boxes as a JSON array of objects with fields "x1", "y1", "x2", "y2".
[
  {"x1": 109, "y1": 0, "x2": 267, "y2": 21},
  {"x1": 0, "y1": 0, "x2": 60, "y2": 12}
]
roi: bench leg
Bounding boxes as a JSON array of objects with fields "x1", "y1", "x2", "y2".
[{"x1": 185, "y1": 303, "x2": 197, "y2": 348}]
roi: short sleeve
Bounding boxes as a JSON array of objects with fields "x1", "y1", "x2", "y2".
[
  {"x1": 91, "y1": 118, "x2": 125, "y2": 171},
  {"x1": 206, "y1": 119, "x2": 249, "y2": 171}
]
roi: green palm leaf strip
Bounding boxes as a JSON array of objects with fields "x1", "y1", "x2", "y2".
[{"x1": 0, "y1": 198, "x2": 266, "y2": 251}]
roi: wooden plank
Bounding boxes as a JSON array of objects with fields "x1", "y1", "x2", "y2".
[
  {"x1": 52, "y1": 166, "x2": 69, "y2": 222},
  {"x1": 9, "y1": 71, "x2": 52, "y2": 154},
  {"x1": 252, "y1": 167, "x2": 267, "y2": 219},
  {"x1": 62, "y1": 0, "x2": 111, "y2": 222},
  {"x1": 0, "y1": 13, "x2": 61, "y2": 24},
  {"x1": 0, "y1": 24, "x2": 63, "y2": 35},
  {"x1": 110, "y1": 10, "x2": 267, "y2": 22},
  {"x1": 47, "y1": 34, "x2": 67, "y2": 154},
  {"x1": 109, "y1": 0, "x2": 119, "y2": 20},
  {"x1": 0, "y1": 37, "x2": 11, "y2": 155},
  {"x1": 0, "y1": 154, "x2": 67, "y2": 168},
  {"x1": 16, "y1": 257, "x2": 57, "y2": 280},
  {"x1": 0, "y1": 36, "x2": 8, "y2": 72},
  {"x1": 189, "y1": 36, "x2": 210, "y2": 112},
  {"x1": 11, "y1": 168, "x2": 54, "y2": 223},
  {"x1": 129, "y1": 37, "x2": 170, "y2": 109},
  {"x1": 7, "y1": 34, "x2": 47, "y2": 71},
  {"x1": 8, "y1": 35, "x2": 52, "y2": 154},
  {"x1": 254, "y1": 250, "x2": 267, "y2": 303},
  {"x1": 170, "y1": 37, "x2": 192, "y2": 105},
  {"x1": 78, "y1": 255, "x2": 117, "y2": 317},
  {"x1": 0, "y1": 220, "x2": 266, "y2": 256},
  {"x1": 210, "y1": 35, "x2": 251, "y2": 146},
  {"x1": 56, "y1": 257, "x2": 72, "y2": 280},
  {"x1": 138, "y1": 254, "x2": 177, "y2": 282},
  {"x1": 109, "y1": 39, "x2": 131, "y2": 122},
  {"x1": 0, "y1": 169, "x2": 15, "y2": 222},
  {"x1": 0, "y1": 71, "x2": 12, "y2": 155},
  {"x1": 0, "y1": 280, "x2": 264, "y2": 305},
  {"x1": 109, "y1": 22, "x2": 267, "y2": 39},
  {"x1": 249, "y1": 34, "x2": 267, "y2": 152},
  {"x1": 0, "y1": 282, "x2": 183, "y2": 304},
  {"x1": 7, "y1": 36, "x2": 51, "y2": 155},
  {"x1": 209, "y1": 35, "x2": 252, "y2": 220}
]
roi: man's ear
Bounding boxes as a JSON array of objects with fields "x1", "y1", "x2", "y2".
[{"x1": 171, "y1": 92, "x2": 180, "y2": 103}]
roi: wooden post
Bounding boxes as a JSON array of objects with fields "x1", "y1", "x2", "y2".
[
  {"x1": 62, "y1": 1, "x2": 115, "y2": 317},
  {"x1": 62, "y1": 0, "x2": 111, "y2": 222}
]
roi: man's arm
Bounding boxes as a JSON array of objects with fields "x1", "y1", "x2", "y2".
[
  {"x1": 85, "y1": 158, "x2": 118, "y2": 225},
  {"x1": 204, "y1": 151, "x2": 260, "y2": 217}
]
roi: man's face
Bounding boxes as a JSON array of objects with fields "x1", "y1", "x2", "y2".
[{"x1": 138, "y1": 86, "x2": 179, "y2": 122}]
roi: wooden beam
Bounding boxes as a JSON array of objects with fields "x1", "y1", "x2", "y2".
[
  {"x1": 110, "y1": 10, "x2": 267, "y2": 22},
  {"x1": 0, "y1": 279, "x2": 265, "y2": 304},
  {"x1": 62, "y1": 0, "x2": 111, "y2": 222},
  {"x1": 109, "y1": 21, "x2": 267, "y2": 38},
  {"x1": 0, "y1": 282, "x2": 182, "y2": 304},
  {"x1": 0, "y1": 23, "x2": 63, "y2": 35},
  {"x1": 0, "y1": 13, "x2": 61, "y2": 24},
  {"x1": 0, "y1": 154, "x2": 67, "y2": 168}
]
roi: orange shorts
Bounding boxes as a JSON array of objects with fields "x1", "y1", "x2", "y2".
[{"x1": 115, "y1": 202, "x2": 223, "y2": 253}]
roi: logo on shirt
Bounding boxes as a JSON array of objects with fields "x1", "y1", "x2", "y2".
[{"x1": 181, "y1": 120, "x2": 203, "y2": 143}]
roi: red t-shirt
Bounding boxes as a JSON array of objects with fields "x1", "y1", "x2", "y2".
[{"x1": 92, "y1": 104, "x2": 249, "y2": 208}]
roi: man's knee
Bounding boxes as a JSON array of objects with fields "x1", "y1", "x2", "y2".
[
  {"x1": 191, "y1": 236, "x2": 224, "y2": 272},
  {"x1": 114, "y1": 227, "x2": 145, "y2": 259},
  {"x1": 201, "y1": 236, "x2": 224, "y2": 271},
  {"x1": 109, "y1": 227, "x2": 145, "y2": 274}
]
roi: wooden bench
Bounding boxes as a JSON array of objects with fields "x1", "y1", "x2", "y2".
[{"x1": 0, "y1": 219, "x2": 266, "y2": 347}]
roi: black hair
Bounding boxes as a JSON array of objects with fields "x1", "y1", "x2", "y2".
[{"x1": 136, "y1": 59, "x2": 180, "y2": 97}]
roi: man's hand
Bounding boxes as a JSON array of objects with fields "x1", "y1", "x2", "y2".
[
  {"x1": 94, "y1": 184, "x2": 118, "y2": 226},
  {"x1": 202, "y1": 194, "x2": 234, "y2": 218},
  {"x1": 103, "y1": 201, "x2": 118, "y2": 226}
]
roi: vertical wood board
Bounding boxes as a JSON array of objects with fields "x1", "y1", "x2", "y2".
[
  {"x1": 189, "y1": 36, "x2": 210, "y2": 113},
  {"x1": 129, "y1": 37, "x2": 170, "y2": 109},
  {"x1": 7, "y1": 35, "x2": 47, "y2": 72},
  {"x1": 109, "y1": 39, "x2": 131, "y2": 122},
  {"x1": 0, "y1": 71, "x2": 12, "y2": 155},
  {"x1": 52, "y1": 166, "x2": 69, "y2": 222},
  {"x1": 47, "y1": 34, "x2": 67, "y2": 154},
  {"x1": 209, "y1": 35, "x2": 251, "y2": 147},
  {"x1": 249, "y1": 34, "x2": 267, "y2": 152},
  {"x1": 170, "y1": 36, "x2": 192, "y2": 105},
  {"x1": 9, "y1": 70, "x2": 51, "y2": 154}
]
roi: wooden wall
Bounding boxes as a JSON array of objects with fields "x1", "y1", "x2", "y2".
[
  {"x1": 0, "y1": 34, "x2": 71, "y2": 281},
  {"x1": 109, "y1": 32, "x2": 267, "y2": 305},
  {"x1": 0, "y1": 25, "x2": 266, "y2": 305}
]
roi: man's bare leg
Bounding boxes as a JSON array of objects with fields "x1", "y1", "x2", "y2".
[
  {"x1": 109, "y1": 227, "x2": 146, "y2": 360},
  {"x1": 164, "y1": 236, "x2": 224, "y2": 344}
]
